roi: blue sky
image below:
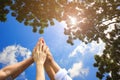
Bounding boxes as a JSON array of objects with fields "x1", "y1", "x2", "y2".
[{"x1": 0, "y1": 13, "x2": 105, "y2": 80}]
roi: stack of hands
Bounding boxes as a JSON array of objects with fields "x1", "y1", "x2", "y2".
[
  {"x1": 32, "y1": 38, "x2": 54, "y2": 80},
  {"x1": 32, "y1": 38, "x2": 72, "y2": 80},
  {"x1": 0, "y1": 38, "x2": 72, "y2": 80},
  {"x1": 33, "y1": 38, "x2": 52, "y2": 65}
]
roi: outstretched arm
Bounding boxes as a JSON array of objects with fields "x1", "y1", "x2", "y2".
[
  {"x1": 46, "y1": 54, "x2": 61, "y2": 73},
  {"x1": 44, "y1": 46, "x2": 72, "y2": 80},
  {"x1": 44, "y1": 46, "x2": 60, "y2": 80},
  {"x1": 44, "y1": 56, "x2": 56, "y2": 80},
  {"x1": 33, "y1": 38, "x2": 47, "y2": 80},
  {"x1": 0, "y1": 57, "x2": 34, "y2": 80}
]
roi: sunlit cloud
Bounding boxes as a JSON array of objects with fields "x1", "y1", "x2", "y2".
[
  {"x1": 0, "y1": 45, "x2": 31, "y2": 65},
  {"x1": 0, "y1": 45, "x2": 31, "y2": 80},
  {"x1": 69, "y1": 39, "x2": 105, "y2": 58},
  {"x1": 68, "y1": 61, "x2": 89, "y2": 78},
  {"x1": 69, "y1": 43, "x2": 87, "y2": 57},
  {"x1": 67, "y1": 39, "x2": 105, "y2": 79}
]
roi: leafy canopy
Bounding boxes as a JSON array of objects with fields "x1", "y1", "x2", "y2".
[{"x1": 0, "y1": 0, "x2": 120, "y2": 79}]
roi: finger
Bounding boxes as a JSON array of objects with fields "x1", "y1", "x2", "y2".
[
  {"x1": 41, "y1": 39, "x2": 44, "y2": 44},
  {"x1": 44, "y1": 53, "x2": 47, "y2": 61},
  {"x1": 37, "y1": 42, "x2": 40, "y2": 52},
  {"x1": 34, "y1": 47, "x2": 37, "y2": 52},
  {"x1": 35, "y1": 39, "x2": 40, "y2": 48},
  {"x1": 32, "y1": 48, "x2": 35, "y2": 56},
  {"x1": 40, "y1": 40, "x2": 43, "y2": 52},
  {"x1": 37, "y1": 44, "x2": 40, "y2": 58},
  {"x1": 39, "y1": 37, "x2": 44, "y2": 43},
  {"x1": 36, "y1": 38, "x2": 42, "y2": 47},
  {"x1": 35, "y1": 47, "x2": 38, "y2": 57},
  {"x1": 44, "y1": 46, "x2": 47, "y2": 54},
  {"x1": 43, "y1": 50, "x2": 47, "y2": 59},
  {"x1": 47, "y1": 46, "x2": 50, "y2": 52},
  {"x1": 33, "y1": 48, "x2": 36, "y2": 58},
  {"x1": 35, "y1": 45, "x2": 39, "y2": 59},
  {"x1": 43, "y1": 45, "x2": 47, "y2": 53},
  {"x1": 46, "y1": 46, "x2": 49, "y2": 54},
  {"x1": 35, "y1": 40, "x2": 39, "y2": 52},
  {"x1": 43, "y1": 44, "x2": 46, "y2": 52},
  {"x1": 42, "y1": 39, "x2": 46, "y2": 51},
  {"x1": 46, "y1": 46, "x2": 50, "y2": 55},
  {"x1": 39, "y1": 37, "x2": 42, "y2": 41},
  {"x1": 37, "y1": 40, "x2": 39, "y2": 45},
  {"x1": 42, "y1": 39, "x2": 47, "y2": 47},
  {"x1": 42, "y1": 45, "x2": 44, "y2": 52},
  {"x1": 40, "y1": 38, "x2": 46, "y2": 44}
]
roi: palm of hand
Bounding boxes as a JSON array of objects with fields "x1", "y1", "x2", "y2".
[{"x1": 33, "y1": 40, "x2": 47, "y2": 64}]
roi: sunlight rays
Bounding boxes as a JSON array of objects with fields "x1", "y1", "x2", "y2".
[{"x1": 69, "y1": 16, "x2": 77, "y2": 25}]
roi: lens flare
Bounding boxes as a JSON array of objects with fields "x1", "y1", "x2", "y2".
[{"x1": 69, "y1": 16, "x2": 77, "y2": 25}]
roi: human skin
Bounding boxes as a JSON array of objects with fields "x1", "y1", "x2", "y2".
[
  {"x1": 0, "y1": 57, "x2": 34, "y2": 80},
  {"x1": 44, "y1": 46, "x2": 72, "y2": 80},
  {"x1": 0, "y1": 38, "x2": 43, "y2": 80},
  {"x1": 33, "y1": 38, "x2": 47, "y2": 80},
  {"x1": 0, "y1": 38, "x2": 61, "y2": 80},
  {"x1": 44, "y1": 44, "x2": 61, "y2": 80}
]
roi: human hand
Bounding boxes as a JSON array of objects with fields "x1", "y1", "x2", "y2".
[
  {"x1": 44, "y1": 46, "x2": 54, "y2": 64},
  {"x1": 33, "y1": 38, "x2": 47, "y2": 65}
]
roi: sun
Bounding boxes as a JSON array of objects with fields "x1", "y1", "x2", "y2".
[{"x1": 69, "y1": 16, "x2": 77, "y2": 25}]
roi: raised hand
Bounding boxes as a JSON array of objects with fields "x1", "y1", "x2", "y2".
[
  {"x1": 45, "y1": 46, "x2": 54, "y2": 64},
  {"x1": 33, "y1": 38, "x2": 47, "y2": 65},
  {"x1": 32, "y1": 38, "x2": 48, "y2": 80}
]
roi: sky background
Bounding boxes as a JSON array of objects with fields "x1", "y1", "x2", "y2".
[{"x1": 0, "y1": 13, "x2": 105, "y2": 80}]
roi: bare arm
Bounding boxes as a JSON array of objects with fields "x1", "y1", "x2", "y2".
[
  {"x1": 42, "y1": 39, "x2": 72, "y2": 80},
  {"x1": 44, "y1": 47, "x2": 60, "y2": 80},
  {"x1": 0, "y1": 57, "x2": 34, "y2": 80},
  {"x1": 36, "y1": 63, "x2": 45, "y2": 80},
  {"x1": 45, "y1": 48, "x2": 61, "y2": 74},
  {"x1": 45, "y1": 47, "x2": 72, "y2": 80},
  {"x1": 44, "y1": 56, "x2": 55, "y2": 80},
  {"x1": 33, "y1": 38, "x2": 46, "y2": 80},
  {"x1": 47, "y1": 55, "x2": 61, "y2": 73}
]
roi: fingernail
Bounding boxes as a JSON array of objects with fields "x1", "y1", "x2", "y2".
[{"x1": 42, "y1": 39, "x2": 44, "y2": 43}]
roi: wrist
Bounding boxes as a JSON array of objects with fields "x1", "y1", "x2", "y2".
[
  {"x1": 48, "y1": 55, "x2": 54, "y2": 63},
  {"x1": 30, "y1": 57, "x2": 34, "y2": 62},
  {"x1": 36, "y1": 61, "x2": 44, "y2": 65}
]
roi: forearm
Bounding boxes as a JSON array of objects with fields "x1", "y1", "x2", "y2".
[
  {"x1": 36, "y1": 64, "x2": 45, "y2": 80},
  {"x1": 50, "y1": 60, "x2": 72, "y2": 80},
  {"x1": 44, "y1": 63, "x2": 55, "y2": 80},
  {"x1": 12, "y1": 57, "x2": 34, "y2": 78},
  {"x1": 45, "y1": 55, "x2": 61, "y2": 73},
  {"x1": 50, "y1": 58, "x2": 61, "y2": 73},
  {"x1": 2, "y1": 57, "x2": 34, "y2": 79}
]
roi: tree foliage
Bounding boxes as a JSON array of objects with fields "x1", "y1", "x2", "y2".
[
  {"x1": 94, "y1": 24, "x2": 120, "y2": 80},
  {"x1": 0, "y1": 0, "x2": 120, "y2": 79},
  {"x1": 0, "y1": 0, "x2": 65, "y2": 33},
  {"x1": 0, "y1": 0, "x2": 12, "y2": 21}
]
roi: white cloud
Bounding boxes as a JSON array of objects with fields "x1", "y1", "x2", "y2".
[
  {"x1": 68, "y1": 61, "x2": 89, "y2": 78},
  {"x1": 89, "y1": 39, "x2": 105, "y2": 56},
  {"x1": 0, "y1": 45, "x2": 31, "y2": 80},
  {"x1": 69, "y1": 43, "x2": 87, "y2": 57},
  {"x1": 69, "y1": 39, "x2": 105, "y2": 57},
  {"x1": 68, "y1": 39, "x2": 105, "y2": 79},
  {"x1": 0, "y1": 45, "x2": 31, "y2": 65}
]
